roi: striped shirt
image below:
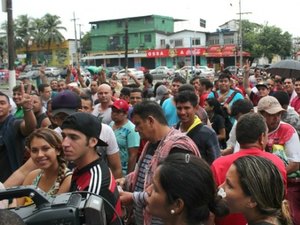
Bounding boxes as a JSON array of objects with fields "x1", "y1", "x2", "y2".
[{"x1": 70, "y1": 158, "x2": 122, "y2": 225}]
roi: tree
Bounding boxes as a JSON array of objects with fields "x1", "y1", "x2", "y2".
[
  {"x1": 14, "y1": 15, "x2": 35, "y2": 63},
  {"x1": 42, "y1": 13, "x2": 66, "y2": 50},
  {"x1": 81, "y1": 32, "x2": 91, "y2": 54},
  {"x1": 242, "y1": 20, "x2": 292, "y2": 62}
]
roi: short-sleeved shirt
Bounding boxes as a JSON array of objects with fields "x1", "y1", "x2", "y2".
[
  {"x1": 70, "y1": 158, "x2": 122, "y2": 225},
  {"x1": 92, "y1": 103, "x2": 112, "y2": 125},
  {"x1": 110, "y1": 120, "x2": 140, "y2": 174},
  {"x1": 211, "y1": 148, "x2": 287, "y2": 225},
  {"x1": 291, "y1": 96, "x2": 300, "y2": 114},
  {"x1": 267, "y1": 121, "x2": 300, "y2": 164},
  {"x1": 161, "y1": 97, "x2": 179, "y2": 127}
]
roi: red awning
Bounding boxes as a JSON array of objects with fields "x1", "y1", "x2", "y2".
[
  {"x1": 205, "y1": 45, "x2": 222, "y2": 57},
  {"x1": 222, "y1": 45, "x2": 237, "y2": 57}
]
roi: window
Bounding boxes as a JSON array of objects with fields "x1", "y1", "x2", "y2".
[
  {"x1": 144, "y1": 34, "x2": 152, "y2": 42},
  {"x1": 160, "y1": 39, "x2": 166, "y2": 47},
  {"x1": 192, "y1": 38, "x2": 201, "y2": 45},
  {"x1": 224, "y1": 38, "x2": 234, "y2": 44},
  {"x1": 117, "y1": 21, "x2": 123, "y2": 27},
  {"x1": 144, "y1": 17, "x2": 153, "y2": 24},
  {"x1": 174, "y1": 39, "x2": 183, "y2": 47}
]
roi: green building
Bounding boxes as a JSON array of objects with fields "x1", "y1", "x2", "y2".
[{"x1": 84, "y1": 15, "x2": 182, "y2": 69}]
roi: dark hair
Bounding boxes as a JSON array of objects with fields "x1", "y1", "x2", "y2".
[
  {"x1": 200, "y1": 78, "x2": 213, "y2": 89},
  {"x1": 132, "y1": 100, "x2": 168, "y2": 125},
  {"x1": 130, "y1": 88, "x2": 142, "y2": 95},
  {"x1": 144, "y1": 73, "x2": 153, "y2": 84},
  {"x1": 80, "y1": 94, "x2": 93, "y2": 104},
  {"x1": 236, "y1": 113, "x2": 267, "y2": 145},
  {"x1": 178, "y1": 84, "x2": 195, "y2": 93},
  {"x1": 120, "y1": 87, "x2": 131, "y2": 97},
  {"x1": 218, "y1": 73, "x2": 231, "y2": 81},
  {"x1": 0, "y1": 91, "x2": 10, "y2": 104},
  {"x1": 172, "y1": 76, "x2": 186, "y2": 84},
  {"x1": 205, "y1": 98, "x2": 226, "y2": 117},
  {"x1": 272, "y1": 91, "x2": 290, "y2": 107},
  {"x1": 0, "y1": 209, "x2": 25, "y2": 225},
  {"x1": 233, "y1": 156, "x2": 291, "y2": 225},
  {"x1": 230, "y1": 99, "x2": 253, "y2": 117},
  {"x1": 174, "y1": 90, "x2": 198, "y2": 107},
  {"x1": 38, "y1": 83, "x2": 50, "y2": 93},
  {"x1": 190, "y1": 76, "x2": 200, "y2": 84},
  {"x1": 158, "y1": 153, "x2": 228, "y2": 224}
]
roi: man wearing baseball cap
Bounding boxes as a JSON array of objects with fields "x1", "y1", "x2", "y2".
[
  {"x1": 61, "y1": 112, "x2": 122, "y2": 225},
  {"x1": 110, "y1": 99, "x2": 140, "y2": 175},
  {"x1": 50, "y1": 90, "x2": 81, "y2": 133},
  {"x1": 257, "y1": 95, "x2": 300, "y2": 224}
]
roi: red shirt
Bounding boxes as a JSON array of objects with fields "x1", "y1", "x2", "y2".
[
  {"x1": 291, "y1": 96, "x2": 300, "y2": 114},
  {"x1": 211, "y1": 147, "x2": 287, "y2": 225},
  {"x1": 199, "y1": 92, "x2": 210, "y2": 107}
]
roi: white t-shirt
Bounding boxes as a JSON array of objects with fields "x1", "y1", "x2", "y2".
[{"x1": 92, "y1": 103, "x2": 112, "y2": 125}]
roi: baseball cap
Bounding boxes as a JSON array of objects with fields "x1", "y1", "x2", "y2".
[
  {"x1": 61, "y1": 112, "x2": 108, "y2": 146},
  {"x1": 256, "y1": 81, "x2": 269, "y2": 90},
  {"x1": 155, "y1": 85, "x2": 168, "y2": 101},
  {"x1": 111, "y1": 99, "x2": 129, "y2": 112},
  {"x1": 257, "y1": 96, "x2": 285, "y2": 114},
  {"x1": 51, "y1": 90, "x2": 81, "y2": 116}
]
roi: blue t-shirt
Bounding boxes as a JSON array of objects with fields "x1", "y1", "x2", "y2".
[
  {"x1": 208, "y1": 89, "x2": 244, "y2": 124},
  {"x1": 162, "y1": 97, "x2": 179, "y2": 127},
  {"x1": 110, "y1": 120, "x2": 140, "y2": 175}
]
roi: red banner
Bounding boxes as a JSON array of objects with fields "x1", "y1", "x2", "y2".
[{"x1": 146, "y1": 47, "x2": 206, "y2": 58}]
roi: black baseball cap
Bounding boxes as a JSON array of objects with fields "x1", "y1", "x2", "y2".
[{"x1": 61, "y1": 112, "x2": 108, "y2": 146}]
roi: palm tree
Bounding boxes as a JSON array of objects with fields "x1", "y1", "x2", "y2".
[
  {"x1": 42, "y1": 14, "x2": 66, "y2": 49},
  {"x1": 14, "y1": 14, "x2": 35, "y2": 63}
]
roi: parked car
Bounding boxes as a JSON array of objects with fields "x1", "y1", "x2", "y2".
[
  {"x1": 137, "y1": 66, "x2": 149, "y2": 74},
  {"x1": 117, "y1": 68, "x2": 144, "y2": 80},
  {"x1": 106, "y1": 66, "x2": 123, "y2": 78},
  {"x1": 149, "y1": 66, "x2": 174, "y2": 79},
  {"x1": 44, "y1": 67, "x2": 62, "y2": 77},
  {"x1": 224, "y1": 66, "x2": 244, "y2": 75},
  {"x1": 174, "y1": 66, "x2": 197, "y2": 78},
  {"x1": 18, "y1": 70, "x2": 40, "y2": 80},
  {"x1": 0, "y1": 69, "x2": 9, "y2": 82},
  {"x1": 197, "y1": 66, "x2": 215, "y2": 73}
]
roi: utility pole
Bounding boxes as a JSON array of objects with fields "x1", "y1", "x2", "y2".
[
  {"x1": 124, "y1": 19, "x2": 128, "y2": 75},
  {"x1": 237, "y1": 0, "x2": 251, "y2": 68},
  {"x1": 71, "y1": 12, "x2": 79, "y2": 65},
  {"x1": 78, "y1": 24, "x2": 83, "y2": 62},
  {"x1": 6, "y1": 0, "x2": 16, "y2": 94}
]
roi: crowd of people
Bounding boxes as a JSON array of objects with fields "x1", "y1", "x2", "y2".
[{"x1": 0, "y1": 63, "x2": 299, "y2": 225}]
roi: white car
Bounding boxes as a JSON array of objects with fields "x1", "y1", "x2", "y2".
[
  {"x1": 149, "y1": 66, "x2": 174, "y2": 79},
  {"x1": 117, "y1": 68, "x2": 144, "y2": 80},
  {"x1": 197, "y1": 66, "x2": 215, "y2": 74},
  {"x1": 44, "y1": 67, "x2": 61, "y2": 77},
  {"x1": 174, "y1": 66, "x2": 196, "y2": 78}
]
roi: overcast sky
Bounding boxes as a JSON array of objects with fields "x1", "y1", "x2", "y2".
[{"x1": 1, "y1": 0, "x2": 299, "y2": 39}]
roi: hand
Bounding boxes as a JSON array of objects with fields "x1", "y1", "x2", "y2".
[
  {"x1": 19, "y1": 83, "x2": 33, "y2": 110},
  {"x1": 119, "y1": 191, "x2": 133, "y2": 206},
  {"x1": 116, "y1": 177, "x2": 126, "y2": 189},
  {"x1": 39, "y1": 66, "x2": 45, "y2": 76},
  {"x1": 244, "y1": 59, "x2": 250, "y2": 73}
]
